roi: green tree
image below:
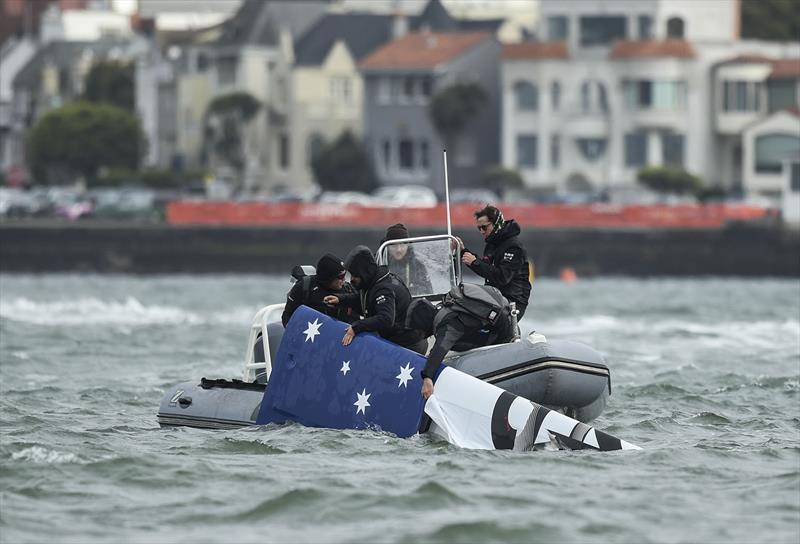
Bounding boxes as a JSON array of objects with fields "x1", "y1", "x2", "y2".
[
  {"x1": 428, "y1": 82, "x2": 488, "y2": 152},
  {"x1": 26, "y1": 101, "x2": 142, "y2": 185},
  {"x1": 311, "y1": 131, "x2": 376, "y2": 193},
  {"x1": 637, "y1": 166, "x2": 703, "y2": 197},
  {"x1": 203, "y1": 92, "x2": 261, "y2": 184},
  {"x1": 481, "y1": 165, "x2": 524, "y2": 196},
  {"x1": 741, "y1": 0, "x2": 800, "y2": 41},
  {"x1": 83, "y1": 60, "x2": 135, "y2": 111}
]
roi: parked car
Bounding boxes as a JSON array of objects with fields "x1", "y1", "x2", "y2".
[
  {"x1": 449, "y1": 189, "x2": 500, "y2": 204},
  {"x1": 90, "y1": 188, "x2": 158, "y2": 220},
  {"x1": 317, "y1": 191, "x2": 375, "y2": 206},
  {"x1": 0, "y1": 188, "x2": 52, "y2": 218},
  {"x1": 372, "y1": 185, "x2": 437, "y2": 208},
  {"x1": 48, "y1": 188, "x2": 94, "y2": 220}
]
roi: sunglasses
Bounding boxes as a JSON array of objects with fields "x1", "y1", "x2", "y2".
[{"x1": 477, "y1": 224, "x2": 491, "y2": 232}]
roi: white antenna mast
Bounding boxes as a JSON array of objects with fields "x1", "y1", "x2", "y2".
[{"x1": 443, "y1": 149, "x2": 452, "y2": 237}]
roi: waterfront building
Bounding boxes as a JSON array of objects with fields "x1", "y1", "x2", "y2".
[
  {"x1": 359, "y1": 30, "x2": 502, "y2": 193},
  {"x1": 500, "y1": 0, "x2": 800, "y2": 199}
]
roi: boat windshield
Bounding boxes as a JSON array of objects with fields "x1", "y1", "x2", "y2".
[{"x1": 377, "y1": 234, "x2": 461, "y2": 299}]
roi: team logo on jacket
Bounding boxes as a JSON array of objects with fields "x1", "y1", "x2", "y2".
[
  {"x1": 376, "y1": 295, "x2": 387, "y2": 305},
  {"x1": 503, "y1": 251, "x2": 514, "y2": 262}
]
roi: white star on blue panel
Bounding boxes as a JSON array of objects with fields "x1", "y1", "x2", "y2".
[
  {"x1": 303, "y1": 318, "x2": 322, "y2": 342},
  {"x1": 354, "y1": 388, "x2": 371, "y2": 414},
  {"x1": 340, "y1": 360, "x2": 351, "y2": 376},
  {"x1": 396, "y1": 362, "x2": 415, "y2": 388}
]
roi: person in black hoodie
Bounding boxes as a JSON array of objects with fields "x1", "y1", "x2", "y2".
[
  {"x1": 380, "y1": 223, "x2": 433, "y2": 296},
  {"x1": 281, "y1": 253, "x2": 357, "y2": 327},
  {"x1": 461, "y1": 205, "x2": 532, "y2": 318},
  {"x1": 324, "y1": 246, "x2": 427, "y2": 354}
]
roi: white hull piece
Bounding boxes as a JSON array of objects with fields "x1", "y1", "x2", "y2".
[{"x1": 426, "y1": 367, "x2": 640, "y2": 451}]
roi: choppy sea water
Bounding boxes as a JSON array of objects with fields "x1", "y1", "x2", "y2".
[{"x1": 0, "y1": 274, "x2": 798, "y2": 544}]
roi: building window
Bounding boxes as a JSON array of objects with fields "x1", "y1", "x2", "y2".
[
  {"x1": 513, "y1": 81, "x2": 538, "y2": 111},
  {"x1": 624, "y1": 80, "x2": 686, "y2": 110},
  {"x1": 581, "y1": 81, "x2": 608, "y2": 113},
  {"x1": 390, "y1": 77, "x2": 403, "y2": 102},
  {"x1": 666, "y1": 17, "x2": 685, "y2": 38},
  {"x1": 377, "y1": 78, "x2": 390, "y2": 104},
  {"x1": 217, "y1": 57, "x2": 237, "y2": 86},
  {"x1": 308, "y1": 133, "x2": 325, "y2": 161},
  {"x1": 662, "y1": 132, "x2": 684, "y2": 167},
  {"x1": 767, "y1": 80, "x2": 797, "y2": 113},
  {"x1": 551, "y1": 81, "x2": 561, "y2": 110},
  {"x1": 548, "y1": 16, "x2": 569, "y2": 40},
  {"x1": 382, "y1": 139, "x2": 391, "y2": 170},
  {"x1": 638, "y1": 15, "x2": 653, "y2": 39},
  {"x1": 791, "y1": 162, "x2": 800, "y2": 192},
  {"x1": 403, "y1": 77, "x2": 415, "y2": 102},
  {"x1": 551, "y1": 134, "x2": 560, "y2": 168},
  {"x1": 579, "y1": 16, "x2": 627, "y2": 47},
  {"x1": 419, "y1": 140, "x2": 429, "y2": 170},
  {"x1": 279, "y1": 134, "x2": 290, "y2": 169},
  {"x1": 421, "y1": 77, "x2": 433, "y2": 98},
  {"x1": 399, "y1": 139, "x2": 414, "y2": 171},
  {"x1": 330, "y1": 76, "x2": 353, "y2": 106},
  {"x1": 723, "y1": 80, "x2": 762, "y2": 112},
  {"x1": 516, "y1": 134, "x2": 538, "y2": 168},
  {"x1": 755, "y1": 134, "x2": 800, "y2": 173},
  {"x1": 625, "y1": 131, "x2": 647, "y2": 167},
  {"x1": 577, "y1": 138, "x2": 607, "y2": 161}
]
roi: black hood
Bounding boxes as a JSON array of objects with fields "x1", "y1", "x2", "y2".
[
  {"x1": 405, "y1": 298, "x2": 437, "y2": 336},
  {"x1": 486, "y1": 219, "x2": 521, "y2": 244},
  {"x1": 345, "y1": 245, "x2": 378, "y2": 287}
]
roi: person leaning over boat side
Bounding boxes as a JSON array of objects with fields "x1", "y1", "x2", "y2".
[
  {"x1": 460, "y1": 205, "x2": 532, "y2": 319},
  {"x1": 323, "y1": 246, "x2": 427, "y2": 354},
  {"x1": 380, "y1": 223, "x2": 433, "y2": 295},
  {"x1": 405, "y1": 290, "x2": 515, "y2": 399},
  {"x1": 281, "y1": 253, "x2": 357, "y2": 327}
]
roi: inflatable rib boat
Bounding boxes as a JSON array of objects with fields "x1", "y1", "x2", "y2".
[{"x1": 157, "y1": 235, "x2": 612, "y2": 430}]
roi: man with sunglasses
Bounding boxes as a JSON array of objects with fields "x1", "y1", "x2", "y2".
[
  {"x1": 281, "y1": 253, "x2": 358, "y2": 327},
  {"x1": 461, "y1": 205, "x2": 531, "y2": 319}
]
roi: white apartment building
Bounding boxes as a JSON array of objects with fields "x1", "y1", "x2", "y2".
[{"x1": 501, "y1": 0, "x2": 800, "y2": 198}]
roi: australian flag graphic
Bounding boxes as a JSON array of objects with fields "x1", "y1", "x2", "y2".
[{"x1": 257, "y1": 306, "x2": 427, "y2": 438}]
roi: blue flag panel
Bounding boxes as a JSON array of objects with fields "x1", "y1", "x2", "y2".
[{"x1": 256, "y1": 306, "x2": 427, "y2": 438}]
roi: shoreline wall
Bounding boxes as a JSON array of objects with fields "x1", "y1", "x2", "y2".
[{"x1": 0, "y1": 222, "x2": 798, "y2": 276}]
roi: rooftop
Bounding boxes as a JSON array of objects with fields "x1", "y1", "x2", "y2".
[
  {"x1": 501, "y1": 41, "x2": 568, "y2": 60},
  {"x1": 359, "y1": 31, "x2": 492, "y2": 70}
]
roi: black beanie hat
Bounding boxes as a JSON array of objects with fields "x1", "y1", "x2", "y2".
[
  {"x1": 316, "y1": 253, "x2": 345, "y2": 282},
  {"x1": 382, "y1": 223, "x2": 410, "y2": 243}
]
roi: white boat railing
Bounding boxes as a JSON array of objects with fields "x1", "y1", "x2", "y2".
[{"x1": 243, "y1": 303, "x2": 285, "y2": 383}]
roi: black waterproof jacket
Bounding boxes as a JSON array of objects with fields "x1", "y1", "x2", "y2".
[
  {"x1": 420, "y1": 306, "x2": 514, "y2": 379},
  {"x1": 465, "y1": 219, "x2": 532, "y2": 317},
  {"x1": 344, "y1": 248, "x2": 424, "y2": 349},
  {"x1": 281, "y1": 276, "x2": 357, "y2": 327}
]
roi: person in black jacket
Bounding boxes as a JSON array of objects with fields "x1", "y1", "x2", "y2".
[
  {"x1": 405, "y1": 289, "x2": 515, "y2": 399},
  {"x1": 380, "y1": 223, "x2": 433, "y2": 296},
  {"x1": 281, "y1": 253, "x2": 357, "y2": 327},
  {"x1": 461, "y1": 205, "x2": 532, "y2": 318},
  {"x1": 324, "y1": 246, "x2": 427, "y2": 354}
]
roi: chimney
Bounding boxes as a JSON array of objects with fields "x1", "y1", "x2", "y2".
[{"x1": 392, "y1": 9, "x2": 408, "y2": 39}]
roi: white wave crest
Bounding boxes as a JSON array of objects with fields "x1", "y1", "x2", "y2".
[
  {"x1": 11, "y1": 446, "x2": 79, "y2": 464},
  {"x1": 0, "y1": 296, "x2": 203, "y2": 326},
  {"x1": 531, "y1": 314, "x2": 800, "y2": 347}
]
